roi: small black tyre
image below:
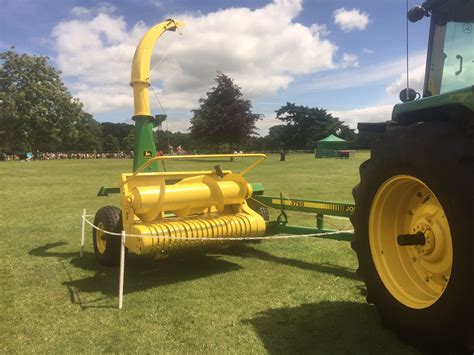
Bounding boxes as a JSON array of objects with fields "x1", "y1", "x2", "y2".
[
  {"x1": 92, "y1": 206, "x2": 124, "y2": 266},
  {"x1": 351, "y1": 122, "x2": 474, "y2": 344}
]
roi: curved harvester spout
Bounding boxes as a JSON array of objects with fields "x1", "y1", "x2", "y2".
[
  {"x1": 131, "y1": 19, "x2": 185, "y2": 116},
  {"x1": 130, "y1": 19, "x2": 185, "y2": 172}
]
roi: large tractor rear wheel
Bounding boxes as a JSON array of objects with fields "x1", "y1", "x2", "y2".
[
  {"x1": 92, "y1": 206, "x2": 124, "y2": 266},
  {"x1": 351, "y1": 122, "x2": 474, "y2": 344}
]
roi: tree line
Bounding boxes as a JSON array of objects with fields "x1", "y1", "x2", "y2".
[{"x1": 0, "y1": 49, "x2": 380, "y2": 155}]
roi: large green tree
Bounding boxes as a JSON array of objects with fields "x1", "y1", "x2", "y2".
[
  {"x1": 100, "y1": 122, "x2": 133, "y2": 150},
  {"x1": 0, "y1": 48, "x2": 84, "y2": 153},
  {"x1": 121, "y1": 130, "x2": 135, "y2": 153},
  {"x1": 189, "y1": 72, "x2": 260, "y2": 149},
  {"x1": 155, "y1": 130, "x2": 194, "y2": 152},
  {"x1": 103, "y1": 134, "x2": 119, "y2": 152},
  {"x1": 273, "y1": 103, "x2": 356, "y2": 150},
  {"x1": 70, "y1": 112, "x2": 103, "y2": 152},
  {"x1": 264, "y1": 125, "x2": 288, "y2": 150}
]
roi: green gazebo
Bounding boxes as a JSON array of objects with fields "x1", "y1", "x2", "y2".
[{"x1": 315, "y1": 134, "x2": 348, "y2": 158}]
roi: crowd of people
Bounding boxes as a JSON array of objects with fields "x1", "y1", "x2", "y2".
[
  {"x1": 167, "y1": 144, "x2": 187, "y2": 155},
  {"x1": 0, "y1": 146, "x2": 269, "y2": 161},
  {"x1": 37, "y1": 151, "x2": 133, "y2": 160},
  {"x1": 0, "y1": 151, "x2": 134, "y2": 161}
]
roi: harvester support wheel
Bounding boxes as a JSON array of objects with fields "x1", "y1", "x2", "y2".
[
  {"x1": 92, "y1": 206, "x2": 125, "y2": 266},
  {"x1": 351, "y1": 122, "x2": 474, "y2": 344}
]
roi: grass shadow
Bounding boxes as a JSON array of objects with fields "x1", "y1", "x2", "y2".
[
  {"x1": 245, "y1": 301, "x2": 472, "y2": 354},
  {"x1": 244, "y1": 301, "x2": 416, "y2": 354},
  {"x1": 29, "y1": 242, "x2": 242, "y2": 309},
  {"x1": 219, "y1": 243, "x2": 358, "y2": 281},
  {"x1": 65, "y1": 252, "x2": 242, "y2": 297}
]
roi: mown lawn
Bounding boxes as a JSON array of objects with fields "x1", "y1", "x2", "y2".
[{"x1": 0, "y1": 153, "x2": 418, "y2": 353}]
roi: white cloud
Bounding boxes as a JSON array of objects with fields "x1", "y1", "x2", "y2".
[
  {"x1": 255, "y1": 114, "x2": 283, "y2": 135},
  {"x1": 386, "y1": 64, "x2": 425, "y2": 96},
  {"x1": 333, "y1": 8, "x2": 370, "y2": 32},
  {"x1": 341, "y1": 53, "x2": 359, "y2": 68},
  {"x1": 52, "y1": 14, "x2": 150, "y2": 112},
  {"x1": 306, "y1": 51, "x2": 426, "y2": 91},
  {"x1": 310, "y1": 23, "x2": 330, "y2": 36},
  {"x1": 96, "y1": 2, "x2": 117, "y2": 14},
  {"x1": 330, "y1": 105, "x2": 393, "y2": 129},
  {"x1": 328, "y1": 58, "x2": 428, "y2": 129},
  {"x1": 149, "y1": 0, "x2": 165, "y2": 10},
  {"x1": 53, "y1": 0, "x2": 338, "y2": 115},
  {"x1": 70, "y1": 83, "x2": 132, "y2": 113},
  {"x1": 71, "y1": 2, "x2": 116, "y2": 17},
  {"x1": 71, "y1": 7, "x2": 90, "y2": 17},
  {"x1": 362, "y1": 48, "x2": 374, "y2": 54}
]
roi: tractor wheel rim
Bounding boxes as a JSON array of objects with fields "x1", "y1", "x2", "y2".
[
  {"x1": 96, "y1": 222, "x2": 107, "y2": 254},
  {"x1": 369, "y1": 175, "x2": 453, "y2": 309}
]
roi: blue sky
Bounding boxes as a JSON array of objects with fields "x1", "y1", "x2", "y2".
[{"x1": 1, "y1": 0, "x2": 431, "y2": 134}]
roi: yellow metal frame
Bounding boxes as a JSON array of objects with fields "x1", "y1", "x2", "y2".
[
  {"x1": 125, "y1": 154, "x2": 267, "y2": 183},
  {"x1": 120, "y1": 154, "x2": 267, "y2": 257},
  {"x1": 369, "y1": 175, "x2": 453, "y2": 309},
  {"x1": 131, "y1": 19, "x2": 185, "y2": 116}
]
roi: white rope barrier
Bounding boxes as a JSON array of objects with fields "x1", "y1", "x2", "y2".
[
  {"x1": 82, "y1": 216, "x2": 353, "y2": 241},
  {"x1": 80, "y1": 209, "x2": 353, "y2": 309},
  {"x1": 325, "y1": 215, "x2": 351, "y2": 221}
]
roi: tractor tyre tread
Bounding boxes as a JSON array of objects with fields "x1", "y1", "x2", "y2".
[{"x1": 351, "y1": 121, "x2": 474, "y2": 345}]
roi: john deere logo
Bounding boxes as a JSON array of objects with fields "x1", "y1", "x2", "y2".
[{"x1": 143, "y1": 151, "x2": 153, "y2": 158}]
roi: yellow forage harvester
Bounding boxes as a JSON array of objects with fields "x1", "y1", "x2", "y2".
[
  {"x1": 92, "y1": 19, "x2": 265, "y2": 265},
  {"x1": 120, "y1": 155, "x2": 266, "y2": 259}
]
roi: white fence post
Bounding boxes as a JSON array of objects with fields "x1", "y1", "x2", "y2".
[
  {"x1": 118, "y1": 230, "x2": 126, "y2": 309},
  {"x1": 80, "y1": 209, "x2": 86, "y2": 257}
]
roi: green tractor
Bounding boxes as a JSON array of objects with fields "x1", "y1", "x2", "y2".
[{"x1": 352, "y1": 0, "x2": 473, "y2": 345}]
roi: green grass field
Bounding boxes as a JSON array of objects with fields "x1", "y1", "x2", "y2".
[{"x1": 0, "y1": 153, "x2": 419, "y2": 353}]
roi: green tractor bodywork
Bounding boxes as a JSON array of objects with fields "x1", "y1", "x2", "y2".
[
  {"x1": 392, "y1": 86, "x2": 473, "y2": 124},
  {"x1": 353, "y1": 0, "x2": 474, "y2": 347}
]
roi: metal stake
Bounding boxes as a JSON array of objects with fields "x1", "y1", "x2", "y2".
[{"x1": 118, "y1": 230, "x2": 126, "y2": 309}]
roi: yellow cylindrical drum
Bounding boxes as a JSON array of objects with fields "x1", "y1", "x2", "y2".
[
  {"x1": 130, "y1": 178, "x2": 249, "y2": 218},
  {"x1": 131, "y1": 183, "x2": 213, "y2": 213},
  {"x1": 127, "y1": 212, "x2": 265, "y2": 257}
]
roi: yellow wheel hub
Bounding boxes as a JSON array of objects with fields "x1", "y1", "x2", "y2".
[
  {"x1": 96, "y1": 222, "x2": 107, "y2": 254},
  {"x1": 369, "y1": 175, "x2": 453, "y2": 309}
]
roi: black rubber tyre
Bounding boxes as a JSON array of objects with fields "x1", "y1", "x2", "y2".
[
  {"x1": 92, "y1": 206, "x2": 124, "y2": 266},
  {"x1": 351, "y1": 122, "x2": 474, "y2": 344}
]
